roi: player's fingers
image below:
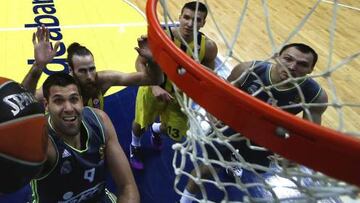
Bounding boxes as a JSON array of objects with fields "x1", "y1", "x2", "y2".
[
  {"x1": 51, "y1": 41, "x2": 61, "y2": 56},
  {"x1": 164, "y1": 93, "x2": 173, "y2": 102},
  {"x1": 137, "y1": 36, "x2": 145, "y2": 42},
  {"x1": 134, "y1": 47, "x2": 141, "y2": 54},
  {"x1": 137, "y1": 39, "x2": 145, "y2": 48},
  {"x1": 39, "y1": 25, "x2": 45, "y2": 41},
  {"x1": 32, "y1": 32, "x2": 36, "y2": 45},
  {"x1": 45, "y1": 27, "x2": 50, "y2": 42},
  {"x1": 36, "y1": 26, "x2": 41, "y2": 41},
  {"x1": 167, "y1": 93, "x2": 174, "y2": 100}
]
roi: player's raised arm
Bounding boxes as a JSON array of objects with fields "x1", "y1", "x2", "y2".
[
  {"x1": 97, "y1": 35, "x2": 164, "y2": 94},
  {"x1": 22, "y1": 25, "x2": 60, "y2": 100}
]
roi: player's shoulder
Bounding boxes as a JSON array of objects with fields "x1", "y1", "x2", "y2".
[
  {"x1": 234, "y1": 61, "x2": 254, "y2": 71},
  {"x1": 88, "y1": 107, "x2": 106, "y2": 118},
  {"x1": 204, "y1": 35, "x2": 217, "y2": 48},
  {"x1": 204, "y1": 36, "x2": 218, "y2": 57},
  {"x1": 315, "y1": 85, "x2": 328, "y2": 103}
]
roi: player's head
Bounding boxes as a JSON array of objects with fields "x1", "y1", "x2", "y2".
[
  {"x1": 179, "y1": 1, "x2": 208, "y2": 38},
  {"x1": 67, "y1": 42, "x2": 97, "y2": 90},
  {"x1": 181, "y1": 1, "x2": 208, "y2": 18},
  {"x1": 276, "y1": 43, "x2": 318, "y2": 80},
  {"x1": 42, "y1": 73, "x2": 83, "y2": 137}
]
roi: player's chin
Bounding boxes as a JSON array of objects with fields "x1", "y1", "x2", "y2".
[
  {"x1": 182, "y1": 28, "x2": 193, "y2": 36},
  {"x1": 63, "y1": 127, "x2": 80, "y2": 137},
  {"x1": 61, "y1": 121, "x2": 81, "y2": 136},
  {"x1": 279, "y1": 73, "x2": 289, "y2": 81},
  {"x1": 85, "y1": 82, "x2": 96, "y2": 89}
]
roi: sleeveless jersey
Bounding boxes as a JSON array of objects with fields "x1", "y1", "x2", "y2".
[
  {"x1": 240, "y1": 61, "x2": 322, "y2": 115},
  {"x1": 86, "y1": 92, "x2": 104, "y2": 110},
  {"x1": 160, "y1": 28, "x2": 207, "y2": 93},
  {"x1": 31, "y1": 107, "x2": 107, "y2": 203}
]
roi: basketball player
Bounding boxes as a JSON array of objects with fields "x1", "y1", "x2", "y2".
[
  {"x1": 130, "y1": 1, "x2": 218, "y2": 170},
  {"x1": 180, "y1": 43, "x2": 328, "y2": 203},
  {"x1": 22, "y1": 25, "x2": 163, "y2": 109},
  {"x1": 30, "y1": 72, "x2": 139, "y2": 202}
]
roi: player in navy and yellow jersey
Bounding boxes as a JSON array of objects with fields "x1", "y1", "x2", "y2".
[
  {"x1": 30, "y1": 73, "x2": 139, "y2": 202},
  {"x1": 236, "y1": 60, "x2": 322, "y2": 115},
  {"x1": 180, "y1": 43, "x2": 328, "y2": 203},
  {"x1": 129, "y1": 1, "x2": 218, "y2": 170},
  {"x1": 22, "y1": 25, "x2": 164, "y2": 110},
  {"x1": 229, "y1": 43, "x2": 327, "y2": 123}
]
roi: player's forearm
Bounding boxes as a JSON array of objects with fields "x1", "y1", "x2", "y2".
[
  {"x1": 145, "y1": 61, "x2": 164, "y2": 85},
  {"x1": 116, "y1": 184, "x2": 140, "y2": 203},
  {"x1": 21, "y1": 63, "x2": 43, "y2": 94},
  {"x1": 304, "y1": 112, "x2": 322, "y2": 125}
]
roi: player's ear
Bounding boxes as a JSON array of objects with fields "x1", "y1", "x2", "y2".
[
  {"x1": 69, "y1": 68, "x2": 73, "y2": 76},
  {"x1": 272, "y1": 52, "x2": 280, "y2": 59},
  {"x1": 201, "y1": 19, "x2": 206, "y2": 27},
  {"x1": 44, "y1": 99, "x2": 49, "y2": 112}
]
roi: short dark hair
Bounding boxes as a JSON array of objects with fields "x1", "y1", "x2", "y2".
[
  {"x1": 67, "y1": 42, "x2": 93, "y2": 70},
  {"x1": 181, "y1": 1, "x2": 208, "y2": 19},
  {"x1": 279, "y1": 43, "x2": 318, "y2": 68},
  {"x1": 42, "y1": 73, "x2": 81, "y2": 100}
]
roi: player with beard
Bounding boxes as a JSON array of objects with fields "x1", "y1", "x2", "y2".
[{"x1": 22, "y1": 25, "x2": 163, "y2": 109}]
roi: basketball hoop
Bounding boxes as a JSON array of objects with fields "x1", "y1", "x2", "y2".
[{"x1": 146, "y1": 0, "x2": 360, "y2": 201}]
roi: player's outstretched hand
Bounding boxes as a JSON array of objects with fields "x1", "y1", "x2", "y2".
[
  {"x1": 135, "y1": 35, "x2": 154, "y2": 62},
  {"x1": 33, "y1": 25, "x2": 61, "y2": 68},
  {"x1": 151, "y1": 86, "x2": 173, "y2": 103}
]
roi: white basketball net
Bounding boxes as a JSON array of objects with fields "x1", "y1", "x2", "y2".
[{"x1": 153, "y1": 0, "x2": 360, "y2": 202}]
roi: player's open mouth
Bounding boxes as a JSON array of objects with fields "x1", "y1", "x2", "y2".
[
  {"x1": 63, "y1": 116, "x2": 76, "y2": 122},
  {"x1": 184, "y1": 28, "x2": 193, "y2": 33}
]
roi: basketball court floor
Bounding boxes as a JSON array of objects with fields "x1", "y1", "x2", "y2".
[{"x1": 1, "y1": 0, "x2": 360, "y2": 202}]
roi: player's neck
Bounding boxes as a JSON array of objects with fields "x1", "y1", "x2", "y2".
[
  {"x1": 62, "y1": 134, "x2": 81, "y2": 149},
  {"x1": 82, "y1": 87, "x2": 101, "y2": 102}
]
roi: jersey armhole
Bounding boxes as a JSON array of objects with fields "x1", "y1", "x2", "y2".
[
  {"x1": 308, "y1": 86, "x2": 323, "y2": 103},
  {"x1": 34, "y1": 134, "x2": 59, "y2": 181},
  {"x1": 239, "y1": 61, "x2": 257, "y2": 87},
  {"x1": 86, "y1": 107, "x2": 106, "y2": 144}
]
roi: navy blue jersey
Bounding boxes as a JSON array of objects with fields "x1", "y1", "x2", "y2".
[
  {"x1": 31, "y1": 107, "x2": 108, "y2": 203},
  {"x1": 241, "y1": 61, "x2": 322, "y2": 115}
]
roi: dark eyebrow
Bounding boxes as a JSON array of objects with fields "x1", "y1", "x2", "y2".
[
  {"x1": 51, "y1": 94, "x2": 63, "y2": 99},
  {"x1": 50, "y1": 95, "x2": 64, "y2": 102},
  {"x1": 297, "y1": 61, "x2": 310, "y2": 66},
  {"x1": 78, "y1": 66, "x2": 95, "y2": 71},
  {"x1": 69, "y1": 93, "x2": 81, "y2": 97},
  {"x1": 51, "y1": 92, "x2": 80, "y2": 99},
  {"x1": 284, "y1": 54, "x2": 294, "y2": 58}
]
